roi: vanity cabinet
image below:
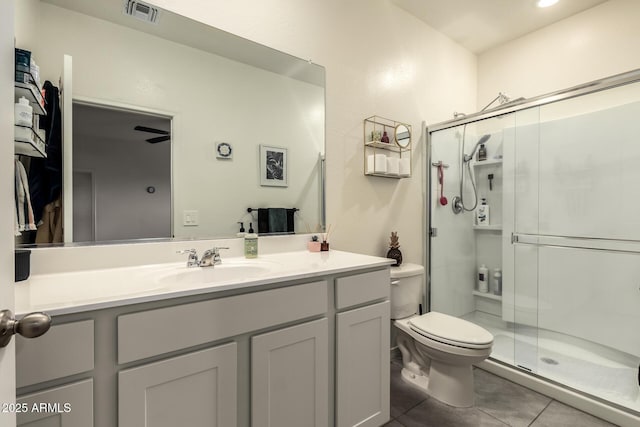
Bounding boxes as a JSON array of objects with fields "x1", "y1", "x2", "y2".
[
  {"x1": 16, "y1": 266, "x2": 390, "y2": 427},
  {"x1": 335, "y1": 270, "x2": 390, "y2": 427},
  {"x1": 252, "y1": 318, "x2": 329, "y2": 427}
]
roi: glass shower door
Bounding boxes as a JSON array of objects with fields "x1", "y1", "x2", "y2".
[{"x1": 509, "y1": 84, "x2": 640, "y2": 413}]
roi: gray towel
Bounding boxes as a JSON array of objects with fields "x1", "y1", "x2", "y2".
[{"x1": 268, "y1": 208, "x2": 287, "y2": 233}]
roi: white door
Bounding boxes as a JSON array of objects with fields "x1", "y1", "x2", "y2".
[{"x1": 1, "y1": 1, "x2": 17, "y2": 426}]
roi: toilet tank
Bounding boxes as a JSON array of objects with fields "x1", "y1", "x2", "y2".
[{"x1": 390, "y1": 263, "x2": 425, "y2": 319}]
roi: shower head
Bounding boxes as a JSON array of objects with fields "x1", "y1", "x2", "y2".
[{"x1": 464, "y1": 134, "x2": 491, "y2": 162}]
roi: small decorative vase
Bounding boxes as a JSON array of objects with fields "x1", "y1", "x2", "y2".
[
  {"x1": 386, "y1": 247, "x2": 402, "y2": 266},
  {"x1": 386, "y1": 231, "x2": 403, "y2": 266},
  {"x1": 381, "y1": 131, "x2": 390, "y2": 143}
]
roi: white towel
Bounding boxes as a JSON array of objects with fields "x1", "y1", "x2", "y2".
[{"x1": 15, "y1": 159, "x2": 37, "y2": 232}]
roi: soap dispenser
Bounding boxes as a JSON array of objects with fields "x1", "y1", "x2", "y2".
[
  {"x1": 244, "y1": 225, "x2": 258, "y2": 259},
  {"x1": 237, "y1": 222, "x2": 246, "y2": 237},
  {"x1": 477, "y1": 143, "x2": 487, "y2": 161}
]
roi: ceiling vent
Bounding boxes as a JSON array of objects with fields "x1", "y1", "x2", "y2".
[{"x1": 123, "y1": 0, "x2": 160, "y2": 24}]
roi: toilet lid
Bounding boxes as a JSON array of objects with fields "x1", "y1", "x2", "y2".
[{"x1": 409, "y1": 312, "x2": 493, "y2": 349}]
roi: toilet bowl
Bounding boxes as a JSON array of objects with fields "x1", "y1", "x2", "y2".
[{"x1": 390, "y1": 264, "x2": 494, "y2": 407}]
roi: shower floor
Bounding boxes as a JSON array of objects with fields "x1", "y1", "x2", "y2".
[{"x1": 462, "y1": 311, "x2": 640, "y2": 414}]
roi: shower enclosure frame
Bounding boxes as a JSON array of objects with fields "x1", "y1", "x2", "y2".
[{"x1": 424, "y1": 67, "x2": 640, "y2": 427}]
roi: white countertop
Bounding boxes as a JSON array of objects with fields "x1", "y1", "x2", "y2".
[{"x1": 15, "y1": 250, "x2": 393, "y2": 317}]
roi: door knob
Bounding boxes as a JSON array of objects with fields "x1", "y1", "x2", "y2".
[{"x1": 0, "y1": 310, "x2": 51, "y2": 348}]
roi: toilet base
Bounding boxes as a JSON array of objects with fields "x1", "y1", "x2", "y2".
[
  {"x1": 400, "y1": 367, "x2": 429, "y2": 392},
  {"x1": 400, "y1": 361, "x2": 475, "y2": 408}
]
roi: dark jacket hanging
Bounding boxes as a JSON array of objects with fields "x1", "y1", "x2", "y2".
[{"x1": 28, "y1": 80, "x2": 62, "y2": 226}]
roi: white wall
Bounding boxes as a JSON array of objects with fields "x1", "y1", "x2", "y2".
[
  {"x1": 478, "y1": 0, "x2": 640, "y2": 106},
  {"x1": 146, "y1": 0, "x2": 477, "y2": 263}
]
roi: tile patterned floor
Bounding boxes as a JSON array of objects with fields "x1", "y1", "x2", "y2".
[{"x1": 387, "y1": 360, "x2": 618, "y2": 427}]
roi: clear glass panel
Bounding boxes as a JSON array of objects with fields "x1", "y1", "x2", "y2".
[
  {"x1": 429, "y1": 114, "x2": 517, "y2": 365},
  {"x1": 532, "y1": 82, "x2": 640, "y2": 412}
]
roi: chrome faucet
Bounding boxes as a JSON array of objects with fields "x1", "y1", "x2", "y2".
[
  {"x1": 199, "y1": 247, "x2": 229, "y2": 267},
  {"x1": 177, "y1": 247, "x2": 229, "y2": 267}
]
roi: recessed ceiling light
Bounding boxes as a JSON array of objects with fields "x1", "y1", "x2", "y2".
[{"x1": 537, "y1": 0, "x2": 559, "y2": 7}]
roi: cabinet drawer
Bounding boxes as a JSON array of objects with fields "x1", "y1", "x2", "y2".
[
  {"x1": 335, "y1": 269, "x2": 389, "y2": 310},
  {"x1": 16, "y1": 320, "x2": 94, "y2": 388},
  {"x1": 118, "y1": 281, "x2": 328, "y2": 363},
  {"x1": 17, "y1": 379, "x2": 94, "y2": 427}
]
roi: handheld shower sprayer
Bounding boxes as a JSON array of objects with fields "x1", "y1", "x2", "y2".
[
  {"x1": 464, "y1": 134, "x2": 491, "y2": 163},
  {"x1": 452, "y1": 132, "x2": 492, "y2": 214}
]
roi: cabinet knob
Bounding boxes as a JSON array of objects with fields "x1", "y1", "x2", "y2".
[{"x1": 0, "y1": 309, "x2": 51, "y2": 348}]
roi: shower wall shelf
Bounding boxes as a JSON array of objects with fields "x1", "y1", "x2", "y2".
[
  {"x1": 473, "y1": 225, "x2": 502, "y2": 231},
  {"x1": 472, "y1": 291, "x2": 502, "y2": 301},
  {"x1": 363, "y1": 115, "x2": 411, "y2": 178},
  {"x1": 472, "y1": 158, "x2": 502, "y2": 167}
]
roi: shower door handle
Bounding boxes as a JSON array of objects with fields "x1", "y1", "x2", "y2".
[{"x1": 0, "y1": 309, "x2": 52, "y2": 348}]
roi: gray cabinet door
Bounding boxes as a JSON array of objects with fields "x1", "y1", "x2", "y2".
[
  {"x1": 17, "y1": 379, "x2": 93, "y2": 427},
  {"x1": 118, "y1": 342, "x2": 237, "y2": 427},
  {"x1": 336, "y1": 301, "x2": 390, "y2": 427},
  {"x1": 252, "y1": 318, "x2": 329, "y2": 427}
]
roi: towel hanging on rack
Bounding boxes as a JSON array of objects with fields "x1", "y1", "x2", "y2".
[{"x1": 254, "y1": 208, "x2": 296, "y2": 234}]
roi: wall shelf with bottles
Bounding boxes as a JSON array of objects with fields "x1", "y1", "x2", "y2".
[
  {"x1": 14, "y1": 70, "x2": 47, "y2": 158},
  {"x1": 363, "y1": 116, "x2": 412, "y2": 178},
  {"x1": 14, "y1": 81, "x2": 46, "y2": 116},
  {"x1": 15, "y1": 125, "x2": 47, "y2": 158}
]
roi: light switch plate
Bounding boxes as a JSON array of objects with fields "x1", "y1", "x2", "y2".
[{"x1": 183, "y1": 210, "x2": 199, "y2": 226}]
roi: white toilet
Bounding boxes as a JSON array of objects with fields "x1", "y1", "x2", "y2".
[{"x1": 390, "y1": 263, "x2": 494, "y2": 407}]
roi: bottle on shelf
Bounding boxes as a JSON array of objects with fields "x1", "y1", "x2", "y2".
[
  {"x1": 477, "y1": 143, "x2": 487, "y2": 161},
  {"x1": 476, "y1": 198, "x2": 490, "y2": 226},
  {"x1": 478, "y1": 264, "x2": 489, "y2": 293},
  {"x1": 493, "y1": 268, "x2": 502, "y2": 296}
]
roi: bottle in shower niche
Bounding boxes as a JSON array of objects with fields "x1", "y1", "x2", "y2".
[
  {"x1": 493, "y1": 268, "x2": 502, "y2": 296},
  {"x1": 478, "y1": 264, "x2": 489, "y2": 293},
  {"x1": 476, "y1": 198, "x2": 490, "y2": 226},
  {"x1": 477, "y1": 143, "x2": 487, "y2": 161}
]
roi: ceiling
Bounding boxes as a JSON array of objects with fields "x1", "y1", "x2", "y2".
[{"x1": 391, "y1": 0, "x2": 609, "y2": 53}]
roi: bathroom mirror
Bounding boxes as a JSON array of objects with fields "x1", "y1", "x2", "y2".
[
  {"x1": 395, "y1": 124, "x2": 411, "y2": 148},
  {"x1": 15, "y1": 0, "x2": 325, "y2": 246}
]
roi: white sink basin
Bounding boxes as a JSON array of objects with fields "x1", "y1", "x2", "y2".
[{"x1": 156, "y1": 260, "x2": 279, "y2": 287}]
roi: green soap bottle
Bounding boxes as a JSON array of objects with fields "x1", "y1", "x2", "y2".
[{"x1": 244, "y1": 228, "x2": 258, "y2": 258}]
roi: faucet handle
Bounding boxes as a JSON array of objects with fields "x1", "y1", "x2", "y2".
[
  {"x1": 176, "y1": 248, "x2": 197, "y2": 255},
  {"x1": 211, "y1": 247, "x2": 229, "y2": 265}
]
